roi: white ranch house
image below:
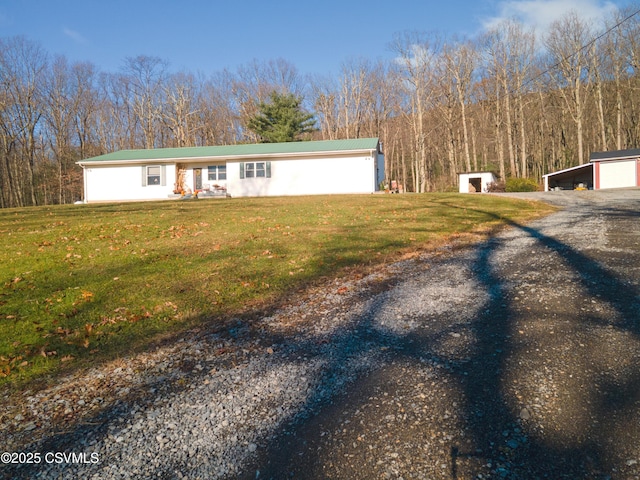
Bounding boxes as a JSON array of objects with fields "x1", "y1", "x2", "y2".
[{"x1": 76, "y1": 138, "x2": 385, "y2": 203}]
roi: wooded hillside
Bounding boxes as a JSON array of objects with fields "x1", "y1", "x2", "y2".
[{"x1": 2, "y1": 5, "x2": 640, "y2": 207}]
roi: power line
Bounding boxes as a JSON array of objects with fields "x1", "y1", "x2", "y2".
[{"x1": 522, "y1": 6, "x2": 640, "y2": 91}]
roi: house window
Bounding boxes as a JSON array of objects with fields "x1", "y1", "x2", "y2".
[
  {"x1": 208, "y1": 165, "x2": 227, "y2": 181},
  {"x1": 147, "y1": 166, "x2": 161, "y2": 185},
  {"x1": 240, "y1": 161, "x2": 271, "y2": 179},
  {"x1": 142, "y1": 165, "x2": 166, "y2": 186}
]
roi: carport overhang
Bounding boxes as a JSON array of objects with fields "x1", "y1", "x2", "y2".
[{"x1": 543, "y1": 163, "x2": 593, "y2": 191}]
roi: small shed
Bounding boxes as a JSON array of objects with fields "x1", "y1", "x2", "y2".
[{"x1": 458, "y1": 172, "x2": 497, "y2": 193}]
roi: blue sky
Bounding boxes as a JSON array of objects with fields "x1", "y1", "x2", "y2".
[{"x1": 0, "y1": 0, "x2": 627, "y2": 77}]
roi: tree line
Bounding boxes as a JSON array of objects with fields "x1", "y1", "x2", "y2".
[{"x1": 2, "y1": 4, "x2": 640, "y2": 207}]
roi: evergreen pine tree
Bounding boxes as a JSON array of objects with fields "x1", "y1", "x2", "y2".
[{"x1": 248, "y1": 91, "x2": 316, "y2": 143}]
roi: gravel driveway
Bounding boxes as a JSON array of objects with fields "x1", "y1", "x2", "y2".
[{"x1": 2, "y1": 188, "x2": 639, "y2": 479}]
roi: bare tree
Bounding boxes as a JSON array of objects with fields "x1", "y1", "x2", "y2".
[
  {"x1": 545, "y1": 12, "x2": 593, "y2": 166},
  {"x1": 162, "y1": 72, "x2": 201, "y2": 147},
  {"x1": 361, "y1": 59, "x2": 399, "y2": 139},
  {"x1": 0, "y1": 36, "x2": 48, "y2": 206},
  {"x1": 198, "y1": 71, "x2": 243, "y2": 146},
  {"x1": 97, "y1": 72, "x2": 136, "y2": 151},
  {"x1": 42, "y1": 56, "x2": 75, "y2": 203},
  {"x1": 337, "y1": 58, "x2": 371, "y2": 139},
  {"x1": 122, "y1": 55, "x2": 168, "y2": 149},
  {"x1": 442, "y1": 38, "x2": 478, "y2": 174},
  {"x1": 310, "y1": 75, "x2": 339, "y2": 140},
  {"x1": 391, "y1": 32, "x2": 440, "y2": 192},
  {"x1": 611, "y1": 4, "x2": 640, "y2": 149},
  {"x1": 72, "y1": 61, "x2": 100, "y2": 160},
  {"x1": 481, "y1": 20, "x2": 537, "y2": 177}
]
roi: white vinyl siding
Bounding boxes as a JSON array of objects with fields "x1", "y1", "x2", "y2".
[
  {"x1": 85, "y1": 164, "x2": 175, "y2": 202},
  {"x1": 229, "y1": 155, "x2": 376, "y2": 197},
  {"x1": 458, "y1": 172, "x2": 497, "y2": 193}
]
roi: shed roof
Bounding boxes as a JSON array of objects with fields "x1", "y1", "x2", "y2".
[
  {"x1": 542, "y1": 163, "x2": 593, "y2": 178},
  {"x1": 457, "y1": 171, "x2": 498, "y2": 176},
  {"x1": 78, "y1": 138, "x2": 380, "y2": 165}
]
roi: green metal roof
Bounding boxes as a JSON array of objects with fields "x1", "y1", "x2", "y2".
[{"x1": 78, "y1": 138, "x2": 380, "y2": 164}]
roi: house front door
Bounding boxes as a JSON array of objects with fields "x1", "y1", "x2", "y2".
[{"x1": 194, "y1": 168, "x2": 202, "y2": 190}]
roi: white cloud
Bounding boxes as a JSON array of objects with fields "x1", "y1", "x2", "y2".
[
  {"x1": 483, "y1": 0, "x2": 619, "y2": 34},
  {"x1": 63, "y1": 27, "x2": 87, "y2": 44}
]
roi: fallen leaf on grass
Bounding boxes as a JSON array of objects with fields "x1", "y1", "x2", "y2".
[
  {"x1": 81, "y1": 291, "x2": 94, "y2": 300},
  {"x1": 55, "y1": 327, "x2": 73, "y2": 337}
]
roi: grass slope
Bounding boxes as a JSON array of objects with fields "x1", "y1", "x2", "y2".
[{"x1": 0, "y1": 194, "x2": 554, "y2": 390}]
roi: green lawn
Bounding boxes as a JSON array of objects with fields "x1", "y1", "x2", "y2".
[{"x1": 0, "y1": 194, "x2": 554, "y2": 389}]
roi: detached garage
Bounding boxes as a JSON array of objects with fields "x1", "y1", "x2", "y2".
[
  {"x1": 591, "y1": 149, "x2": 640, "y2": 189},
  {"x1": 543, "y1": 148, "x2": 640, "y2": 191}
]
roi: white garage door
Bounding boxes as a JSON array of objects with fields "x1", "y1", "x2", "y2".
[{"x1": 599, "y1": 160, "x2": 637, "y2": 189}]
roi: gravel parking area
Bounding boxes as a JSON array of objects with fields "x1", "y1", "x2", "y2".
[{"x1": 1, "y1": 189, "x2": 639, "y2": 479}]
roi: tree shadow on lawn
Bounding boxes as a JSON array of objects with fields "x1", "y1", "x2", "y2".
[{"x1": 4, "y1": 202, "x2": 640, "y2": 479}]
